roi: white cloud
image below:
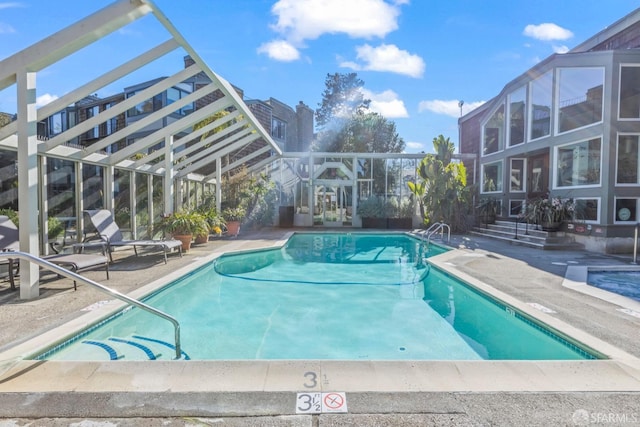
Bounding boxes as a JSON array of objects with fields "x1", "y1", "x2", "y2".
[
  {"x1": 523, "y1": 23, "x2": 573, "y2": 41},
  {"x1": 418, "y1": 99, "x2": 485, "y2": 118},
  {"x1": 257, "y1": 40, "x2": 300, "y2": 61},
  {"x1": 0, "y1": 2, "x2": 23, "y2": 10},
  {"x1": 0, "y1": 22, "x2": 15, "y2": 34},
  {"x1": 362, "y1": 88, "x2": 409, "y2": 118},
  {"x1": 340, "y1": 44, "x2": 425, "y2": 78},
  {"x1": 36, "y1": 93, "x2": 58, "y2": 107},
  {"x1": 270, "y1": 0, "x2": 403, "y2": 43},
  {"x1": 552, "y1": 44, "x2": 569, "y2": 54},
  {"x1": 405, "y1": 141, "x2": 426, "y2": 152}
]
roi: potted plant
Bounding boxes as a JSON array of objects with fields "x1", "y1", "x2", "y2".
[
  {"x1": 160, "y1": 211, "x2": 209, "y2": 251},
  {"x1": 222, "y1": 206, "x2": 246, "y2": 237},
  {"x1": 525, "y1": 196, "x2": 575, "y2": 231},
  {"x1": 196, "y1": 207, "x2": 225, "y2": 243}
]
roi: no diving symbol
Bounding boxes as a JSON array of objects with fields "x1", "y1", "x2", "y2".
[{"x1": 322, "y1": 392, "x2": 347, "y2": 413}]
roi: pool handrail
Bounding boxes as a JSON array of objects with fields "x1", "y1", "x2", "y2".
[
  {"x1": 421, "y1": 222, "x2": 450, "y2": 244},
  {"x1": 0, "y1": 251, "x2": 182, "y2": 360}
]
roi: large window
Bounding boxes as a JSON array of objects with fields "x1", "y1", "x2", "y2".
[
  {"x1": 508, "y1": 86, "x2": 526, "y2": 147},
  {"x1": 619, "y1": 65, "x2": 640, "y2": 119},
  {"x1": 557, "y1": 67, "x2": 603, "y2": 134},
  {"x1": 482, "y1": 161, "x2": 503, "y2": 193},
  {"x1": 483, "y1": 103, "x2": 504, "y2": 155},
  {"x1": 617, "y1": 134, "x2": 639, "y2": 184},
  {"x1": 529, "y1": 71, "x2": 552, "y2": 140},
  {"x1": 510, "y1": 158, "x2": 525, "y2": 192},
  {"x1": 555, "y1": 138, "x2": 602, "y2": 187}
]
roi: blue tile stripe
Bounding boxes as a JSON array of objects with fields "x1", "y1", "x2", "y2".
[
  {"x1": 82, "y1": 340, "x2": 120, "y2": 360},
  {"x1": 109, "y1": 337, "x2": 157, "y2": 360},
  {"x1": 132, "y1": 335, "x2": 191, "y2": 360}
]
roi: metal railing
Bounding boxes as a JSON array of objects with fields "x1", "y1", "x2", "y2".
[
  {"x1": 0, "y1": 251, "x2": 182, "y2": 359},
  {"x1": 421, "y1": 222, "x2": 451, "y2": 244}
]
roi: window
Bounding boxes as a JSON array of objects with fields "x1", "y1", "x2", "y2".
[
  {"x1": 616, "y1": 134, "x2": 639, "y2": 184},
  {"x1": 85, "y1": 106, "x2": 99, "y2": 139},
  {"x1": 529, "y1": 71, "x2": 552, "y2": 140},
  {"x1": 483, "y1": 103, "x2": 504, "y2": 155},
  {"x1": 127, "y1": 91, "x2": 162, "y2": 117},
  {"x1": 48, "y1": 111, "x2": 65, "y2": 136},
  {"x1": 619, "y1": 65, "x2": 640, "y2": 119},
  {"x1": 574, "y1": 198, "x2": 599, "y2": 223},
  {"x1": 557, "y1": 67, "x2": 603, "y2": 134},
  {"x1": 508, "y1": 87, "x2": 526, "y2": 147},
  {"x1": 167, "y1": 86, "x2": 194, "y2": 116},
  {"x1": 614, "y1": 198, "x2": 638, "y2": 223},
  {"x1": 509, "y1": 199, "x2": 525, "y2": 217},
  {"x1": 272, "y1": 117, "x2": 286, "y2": 140},
  {"x1": 510, "y1": 158, "x2": 525, "y2": 192},
  {"x1": 481, "y1": 161, "x2": 502, "y2": 193},
  {"x1": 555, "y1": 138, "x2": 601, "y2": 187}
]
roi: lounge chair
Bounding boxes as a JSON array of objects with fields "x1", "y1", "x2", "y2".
[
  {"x1": 82, "y1": 209, "x2": 183, "y2": 264},
  {"x1": 0, "y1": 215, "x2": 109, "y2": 290}
]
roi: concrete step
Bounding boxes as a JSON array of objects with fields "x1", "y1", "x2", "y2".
[{"x1": 471, "y1": 220, "x2": 584, "y2": 250}]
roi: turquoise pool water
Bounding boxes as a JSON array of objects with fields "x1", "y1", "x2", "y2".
[
  {"x1": 587, "y1": 270, "x2": 640, "y2": 302},
  {"x1": 38, "y1": 233, "x2": 597, "y2": 361}
]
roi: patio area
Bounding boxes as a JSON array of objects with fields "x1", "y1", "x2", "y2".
[{"x1": 0, "y1": 229, "x2": 639, "y2": 426}]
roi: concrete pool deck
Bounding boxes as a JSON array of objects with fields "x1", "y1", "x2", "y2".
[{"x1": 0, "y1": 228, "x2": 639, "y2": 426}]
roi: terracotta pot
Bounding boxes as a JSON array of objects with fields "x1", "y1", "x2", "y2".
[
  {"x1": 194, "y1": 234, "x2": 209, "y2": 244},
  {"x1": 173, "y1": 234, "x2": 193, "y2": 251},
  {"x1": 226, "y1": 221, "x2": 241, "y2": 237}
]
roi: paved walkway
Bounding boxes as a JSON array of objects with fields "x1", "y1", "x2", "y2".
[{"x1": 0, "y1": 229, "x2": 639, "y2": 426}]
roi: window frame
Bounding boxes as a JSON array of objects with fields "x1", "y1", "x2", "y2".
[
  {"x1": 481, "y1": 160, "x2": 503, "y2": 194},
  {"x1": 553, "y1": 137, "x2": 603, "y2": 189},
  {"x1": 555, "y1": 66, "x2": 604, "y2": 135},
  {"x1": 615, "y1": 133, "x2": 640, "y2": 186}
]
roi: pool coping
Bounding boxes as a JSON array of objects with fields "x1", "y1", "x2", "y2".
[
  {"x1": 1, "y1": 230, "x2": 640, "y2": 413},
  {"x1": 562, "y1": 264, "x2": 640, "y2": 314}
]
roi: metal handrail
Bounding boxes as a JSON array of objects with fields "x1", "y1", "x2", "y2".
[
  {"x1": 427, "y1": 222, "x2": 451, "y2": 243},
  {"x1": 0, "y1": 251, "x2": 182, "y2": 359}
]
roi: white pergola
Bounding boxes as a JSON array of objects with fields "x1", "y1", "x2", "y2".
[{"x1": 0, "y1": 0, "x2": 281, "y2": 298}]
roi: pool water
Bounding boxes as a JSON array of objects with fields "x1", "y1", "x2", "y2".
[
  {"x1": 38, "y1": 233, "x2": 596, "y2": 361},
  {"x1": 587, "y1": 270, "x2": 640, "y2": 302}
]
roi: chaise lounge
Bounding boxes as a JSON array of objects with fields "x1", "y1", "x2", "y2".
[
  {"x1": 0, "y1": 215, "x2": 109, "y2": 290},
  {"x1": 82, "y1": 209, "x2": 183, "y2": 264}
]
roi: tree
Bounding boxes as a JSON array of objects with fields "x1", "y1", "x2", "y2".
[
  {"x1": 411, "y1": 135, "x2": 469, "y2": 230},
  {"x1": 315, "y1": 72, "x2": 370, "y2": 129},
  {"x1": 320, "y1": 112, "x2": 405, "y2": 153}
]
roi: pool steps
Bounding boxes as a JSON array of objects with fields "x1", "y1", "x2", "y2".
[{"x1": 75, "y1": 335, "x2": 190, "y2": 361}]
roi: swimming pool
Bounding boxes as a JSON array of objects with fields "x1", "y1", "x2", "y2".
[
  {"x1": 588, "y1": 270, "x2": 640, "y2": 302},
  {"x1": 36, "y1": 232, "x2": 598, "y2": 361}
]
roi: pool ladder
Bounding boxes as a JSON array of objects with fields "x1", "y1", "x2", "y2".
[
  {"x1": 420, "y1": 222, "x2": 451, "y2": 246},
  {"x1": 0, "y1": 251, "x2": 183, "y2": 360}
]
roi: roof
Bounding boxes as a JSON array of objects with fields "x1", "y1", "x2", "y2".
[{"x1": 0, "y1": 0, "x2": 282, "y2": 183}]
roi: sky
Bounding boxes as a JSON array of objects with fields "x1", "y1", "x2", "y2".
[{"x1": 1, "y1": 0, "x2": 639, "y2": 154}]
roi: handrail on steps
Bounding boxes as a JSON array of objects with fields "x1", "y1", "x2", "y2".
[
  {"x1": 420, "y1": 222, "x2": 450, "y2": 244},
  {"x1": 0, "y1": 251, "x2": 182, "y2": 360}
]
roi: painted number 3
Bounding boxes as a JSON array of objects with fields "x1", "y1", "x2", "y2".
[{"x1": 303, "y1": 371, "x2": 317, "y2": 388}]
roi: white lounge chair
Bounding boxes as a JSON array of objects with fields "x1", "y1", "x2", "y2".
[{"x1": 82, "y1": 209, "x2": 182, "y2": 264}]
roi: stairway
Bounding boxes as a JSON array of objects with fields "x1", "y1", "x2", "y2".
[
  {"x1": 470, "y1": 220, "x2": 584, "y2": 250},
  {"x1": 45, "y1": 335, "x2": 190, "y2": 361}
]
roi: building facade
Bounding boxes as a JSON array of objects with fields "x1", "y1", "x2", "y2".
[{"x1": 459, "y1": 8, "x2": 640, "y2": 253}]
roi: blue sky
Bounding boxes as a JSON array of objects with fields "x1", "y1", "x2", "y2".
[{"x1": 1, "y1": 0, "x2": 639, "y2": 153}]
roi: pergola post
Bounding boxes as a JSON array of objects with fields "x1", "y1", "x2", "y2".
[
  {"x1": 163, "y1": 134, "x2": 174, "y2": 214},
  {"x1": 17, "y1": 70, "x2": 40, "y2": 299},
  {"x1": 216, "y1": 157, "x2": 222, "y2": 213}
]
